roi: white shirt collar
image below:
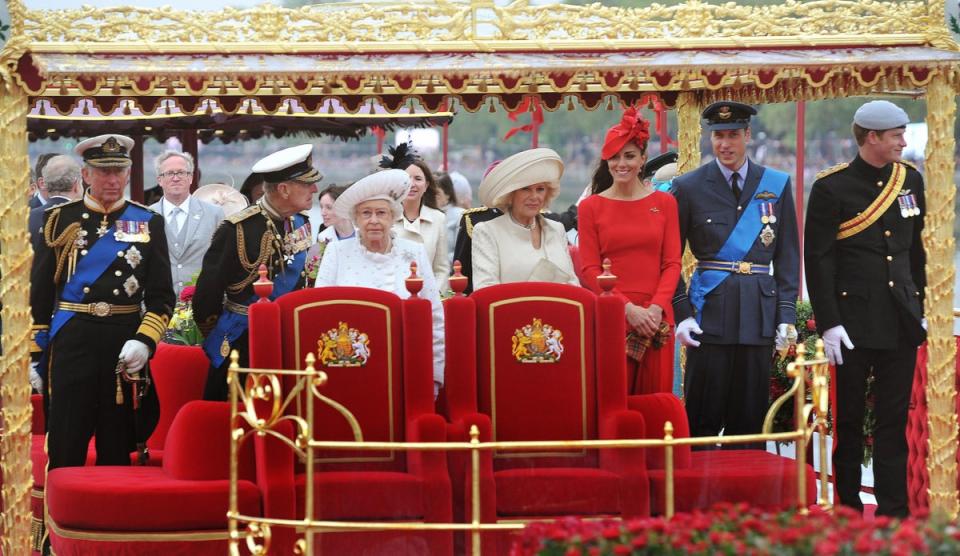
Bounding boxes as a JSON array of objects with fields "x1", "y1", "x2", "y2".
[{"x1": 163, "y1": 195, "x2": 191, "y2": 218}]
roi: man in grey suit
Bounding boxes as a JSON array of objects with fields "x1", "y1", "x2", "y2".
[
  {"x1": 150, "y1": 151, "x2": 224, "y2": 296},
  {"x1": 29, "y1": 155, "x2": 83, "y2": 250},
  {"x1": 672, "y1": 101, "x2": 800, "y2": 447}
]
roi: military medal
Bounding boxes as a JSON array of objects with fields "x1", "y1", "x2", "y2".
[
  {"x1": 283, "y1": 221, "x2": 313, "y2": 262},
  {"x1": 96, "y1": 214, "x2": 110, "y2": 237},
  {"x1": 759, "y1": 202, "x2": 777, "y2": 224},
  {"x1": 115, "y1": 220, "x2": 150, "y2": 242},
  {"x1": 123, "y1": 275, "x2": 140, "y2": 297},
  {"x1": 124, "y1": 245, "x2": 142, "y2": 269},
  {"x1": 759, "y1": 224, "x2": 776, "y2": 247},
  {"x1": 220, "y1": 336, "x2": 231, "y2": 358},
  {"x1": 73, "y1": 229, "x2": 88, "y2": 250},
  {"x1": 909, "y1": 194, "x2": 920, "y2": 216}
]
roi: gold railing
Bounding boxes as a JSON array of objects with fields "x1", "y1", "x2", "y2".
[{"x1": 228, "y1": 343, "x2": 831, "y2": 555}]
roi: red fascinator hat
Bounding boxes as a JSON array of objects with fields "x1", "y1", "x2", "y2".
[{"x1": 601, "y1": 107, "x2": 651, "y2": 160}]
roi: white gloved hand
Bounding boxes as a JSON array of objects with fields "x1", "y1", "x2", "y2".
[
  {"x1": 822, "y1": 325, "x2": 855, "y2": 366},
  {"x1": 119, "y1": 340, "x2": 150, "y2": 374},
  {"x1": 921, "y1": 317, "x2": 928, "y2": 331},
  {"x1": 775, "y1": 323, "x2": 798, "y2": 351},
  {"x1": 29, "y1": 362, "x2": 43, "y2": 392},
  {"x1": 675, "y1": 317, "x2": 703, "y2": 348}
]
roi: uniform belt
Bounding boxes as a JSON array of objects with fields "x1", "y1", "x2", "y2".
[
  {"x1": 224, "y1": 300, "x2": 249, "y2": 316},
  {"x1": 697, "y1": 260, "x2": 771, "y2": 275},
  {"x1": 56, "y1": 301, "x2": 140, "y2": 317}
]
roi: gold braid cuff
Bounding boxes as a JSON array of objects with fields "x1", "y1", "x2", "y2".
[
  {"x1": 136, "y1": 311, "x2": 170, "y2": 345},
  {"x1": 30, "y1": 324, "x2": 49, "y2": 353}
]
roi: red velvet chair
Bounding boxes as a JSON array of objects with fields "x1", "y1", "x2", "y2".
[
  {"x1": 628, "y1": 392, "x2": 817, "y2": 514},
  {"x1": 444, "y1": 281, "x2": 649, "y2": 555},
  {"x1": 248, "y1": 286, "x2": 453, "y2": 556},
  {"x1": 45, "y1": 400, "x2": 260, "y2": 556},
  {"x1": 30, "y1": 343, "x2": 209, "y2": 551}
]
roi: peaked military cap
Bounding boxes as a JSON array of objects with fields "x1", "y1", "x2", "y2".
[
  {"x1": 74, "y1": 134, "x2": 135, "y2": 168},
  {"x1": 251, "y1": 144, "x2": 323, "y2": 184},
  {"x1": 642, "y1": 151, "x2": 678, "y2": 181},
  {"x1": 702, "y1": 101, "x2": 757, "y2": 131},
  {"x1": 853, "y1": 100, "x2": 910, "y2": 130}
]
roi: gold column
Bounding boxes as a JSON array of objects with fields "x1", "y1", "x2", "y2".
[
  {"x1": 676, "y1": 91, "x2": 702, "y2": 175},
  {"x1": 923, "y1": 70, "x2": 959, "y2": 518}
]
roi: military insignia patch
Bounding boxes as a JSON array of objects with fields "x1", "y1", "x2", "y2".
[
  {"x1": 760, "y1": 224, "x2": 776, "y2": 247},
  {"x1": 318, "y1": 322, "x2": 371, "y2": 367},
  {"x1": 123, "y1": 275, "x2": 139, "y2": 297},
  {"x1": 512, "y1": 318, "x2": 564, "y2": 363},
  {"x1": 754, "y1": 191, "x2": 778, "y2": 200},
  {"x1": 124, "y1": 246, "x2": 142, "y2": 269}
]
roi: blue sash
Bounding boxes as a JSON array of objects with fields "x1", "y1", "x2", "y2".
[
  {"x1": 202, "y1": 214, "x2": 309, "y2": 367},
  {"x1": 47, "y1": 204, "x2": 153, "y2": 340},
  {"x1": 688, "y1": 169, "x2": 788, "y2": 324}
]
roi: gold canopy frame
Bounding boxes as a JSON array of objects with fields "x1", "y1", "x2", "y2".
[{"x1": 1, "y1": 0, "x2": 958, "y2": 552}]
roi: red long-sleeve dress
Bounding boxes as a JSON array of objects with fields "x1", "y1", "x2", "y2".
[{"x1": 578, "y1": 191, "x2": 682, "y2": 394}]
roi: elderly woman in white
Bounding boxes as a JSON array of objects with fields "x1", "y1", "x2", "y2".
[
  {"x1": 314, "y1": 169, "x2": 445, "y2": 395},
  {"x1": 471, "y1": 148, "x2": 579, "y2": 290}
]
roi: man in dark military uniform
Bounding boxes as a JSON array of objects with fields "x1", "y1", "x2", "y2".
[
  {"x1": 193, "y1": 144, "x2": 320, "y2": 401},
  {"x1": 30, "y1": 134, "x2": 175, "y2": 469},
  {"x1": 805, "y1": 100, "x2": 925, "y2": 518},
  {"x1": 672, "y1": 101, "x2": 800, "y2": 446}
]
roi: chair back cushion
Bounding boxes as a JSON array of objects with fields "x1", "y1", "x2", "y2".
[
  {"x1": 471, "y1": 282, "x2": 599, "y2": 469},
  {"x1": 163, "y1": 401, "x2": 256, "y2": 481},
  {"x1": 275, "y1": 287, "x2": 407, "y2": 472},
  {"x1": 148, "y1": 343, "x2": 209, "y2": 451}
]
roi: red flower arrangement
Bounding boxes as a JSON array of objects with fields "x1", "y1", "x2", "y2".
[
  {"x1": 511, "y1": 503, "x2": 958, "y2": 556},
  {"x1": 179, "y1": 285, "x2": 196, "y2": 303}
]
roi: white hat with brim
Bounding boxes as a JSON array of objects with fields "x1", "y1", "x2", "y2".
[
  {"x1": 193, "y1": 183, "x2": 250, "y2": 218},
  {"x1": 75, "y1": 134, "x2": 135, "y2": 168},
  {"x1": 478, "y1": 148, "x2": 563, "y2": 210},
  {"x1": 251, "y1": 144, "x2": 323, "y2": 184},
  {"x1": 334, "y1": 169, "x2": 411, "y2": 223}
]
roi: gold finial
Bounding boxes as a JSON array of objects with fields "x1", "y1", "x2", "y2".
[
  {"x1": 469, "y1": 424, "x2": 480, "y2": 443},
  {"x1": 663, "y1": 421, "x2": 674, "y2": 438}
]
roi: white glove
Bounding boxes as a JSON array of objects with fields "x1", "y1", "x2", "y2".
[
  {"x1": 822, "y1": 325, "x2": 855, "y2": 366},
  {"x1": 675, "y1": 317, "x2": 702, "y2": 348},
  {"x1": 775, "y1": 323, "x2": 798, "y2": 351},
  {"x1": 119, "y1": 340, "x2": 149, "y2": 374},
  {"x1": 29, "y1": 362, "x2": 43, "y2": 392},
  {"x1": 921, "y1": 318, "x2": 928, "y2": 331}
]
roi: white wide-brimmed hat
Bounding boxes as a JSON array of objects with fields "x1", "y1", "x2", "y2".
[
  {"x1": 478, "y1": 148, "x2": 563, "y2": 209},
  {"x1": 333, "y1": 169, "x2": 411, "y2": 222},
  {"x1": 193, "y1": 183, "x2": 249, "y2": 217}
]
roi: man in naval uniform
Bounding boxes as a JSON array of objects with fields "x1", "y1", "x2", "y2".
[
  {"x1": 672, "y1": 101, "x2": 800, "y2": 447},
  {"x1": 805, "y1": 100, "x2": 925, "y2": 518},
  {"x1": 30, "y1": 134, "x2": 175, "y2": 469},
  {"x1": 193, "y1": 144, "x2": 320, "y2": 401}
]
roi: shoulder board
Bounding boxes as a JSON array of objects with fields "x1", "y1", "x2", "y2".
[
  {"x1": 815, "y1": 163, "x2": 849, "y2": 180},
  {"x1": 462, "y1": 206, "x2": 491, "y2": 215},
  {"x1": 899, "y1": 160, "x2": 918, "y2": 170},
  {"x1": 43, "y1": 198, "x2": 81, "y2": 212},
  {"x1": 128, "y1": 200, "x2": 160, "y2": 214},
  {"x1": 227, "y1": 204, "x2": 262, "y2": 224}
]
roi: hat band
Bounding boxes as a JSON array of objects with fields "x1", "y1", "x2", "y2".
[{"x1": 261, "y1": 161, "x2": 321, "y2": 184}]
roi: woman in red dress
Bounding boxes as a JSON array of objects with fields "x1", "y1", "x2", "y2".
[{"x1": 578, "y1": 107, "x2": 682, "y2": 394}]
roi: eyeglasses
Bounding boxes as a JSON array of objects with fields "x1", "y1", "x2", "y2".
[{"x1": 159, "y1": 170, "x2": 190, "y2": 179}]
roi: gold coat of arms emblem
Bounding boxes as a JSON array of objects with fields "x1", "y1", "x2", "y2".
[
  {"x1": 512, "y1": 318, "x2": 564, "y2": 363},
  {"x1": 318, "y1": 321, "x2": 371, "y2": 367}
]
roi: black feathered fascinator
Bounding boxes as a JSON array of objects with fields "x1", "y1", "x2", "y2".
[{"x1": 378, "y1": 142, "x2": 419, "y2": 170}]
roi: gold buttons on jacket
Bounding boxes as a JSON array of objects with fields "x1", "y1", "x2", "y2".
[
  {"x1": 80, "y1": 249, "x2": 88, "y2": 256},
  {"x1": 877, "y1": 181, "x2": 883, "y2": 187},
  {"x1": 841, "y1": 291, "x2": 848, "y2": 296},
  {"x1": 82, "y1": 287, "x2": 90, "y2": 293},
  {"x1": 113, "y1": 289, "x2": 120, "y2": 296},
  {"x1": 884, "y1": 230, "x2": 891, "y2": 237},
  {"x1": 115, "y1": 270, "x2": 123, "y2": 276},
  {"x1": 706, "y1": 218, "x2": 712, "y2": 223},
  {"x1": 888, "y1": 281, "x2": 894, "y2": 287},
  {"x1": 117, "y1": 250, "x2": 125, "y2": 257},
  {"x1": 886, "y1": 256, "x2": 893, "y2": 261}
]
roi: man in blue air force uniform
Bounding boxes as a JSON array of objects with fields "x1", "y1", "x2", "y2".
[
  {"x1": 672, "y1": 102, "x2": 800, "y2": 446},
  {"x1": 192, "y1": 144, "x2": 320, "y2": 401},
  {"x1": 30, "y1": 134, "x2": 175, "y2": 469}
]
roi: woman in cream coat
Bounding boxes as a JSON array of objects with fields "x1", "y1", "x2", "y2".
[
  {"x1": 389, "y1": 154, "x2": 449, "y2": 292},
  {"x1": 471, "y1": 148, "x2": 578, "y2": 290}
]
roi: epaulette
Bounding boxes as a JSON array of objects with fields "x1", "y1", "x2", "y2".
[
  {"x1": 43, "y1": 198, "x2": 81, "y2": 212},
  {"x1": 462, "y1": 206, "x2": 490, "y2": 216},
  {"x1": 815, "y1": 163, "x2": 849, "y2": 180},
  {"x1": 462, "y1": 206, "x2": 497, "y2": 238},
  {"x1": 128, "y1": 200, "x2": 160, "y2": 214},
  {"x1": 900, "y1": 160, "x2": 918, "y2": 170},
  {"x1": 227, "y1": 203, "x2": 262, "y2": 224}
]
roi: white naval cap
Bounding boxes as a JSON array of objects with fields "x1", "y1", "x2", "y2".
[
  {"x1": 251, "y1": 144, "x2": 322, "y2": 184},
  {"x1": 853, "y1": 100, "x2": 910, "y2": 130},
  {"x1": 334, "y1": 169, "x2": 411, "y2": 223},
  {"x1": 74, "y1": 134, "x2": 135, "y2": 168}
]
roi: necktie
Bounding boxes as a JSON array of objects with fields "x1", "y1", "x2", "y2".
[
  {"x1": 731, "y1": 172, "x2": 741, "y2": 202},
  {"x1": 169, "y1": 207, "x2": 183, "y2": 235}
]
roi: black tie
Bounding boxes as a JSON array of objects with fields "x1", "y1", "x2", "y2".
[{"x1": 731, "y1": 172, "x2": 741, "y2": 202}]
